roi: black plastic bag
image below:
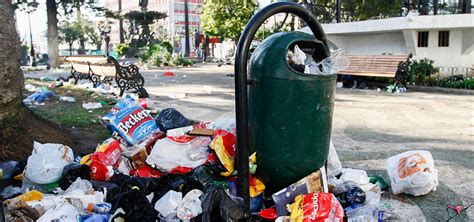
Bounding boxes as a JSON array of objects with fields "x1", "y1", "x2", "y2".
[
  {"x1": 201, "y1": 186, "x2": 248, "y2": 222},
  {"x1": 59, "y1": 163, "x2": 91, "y2": 190},
  {"x1": 90, "y1": 180, "x2": 120, "y2": 204},
  {"x1": 155, "y1": 108, "x2": 189, "y2": 131},
  {"x1": 114, "y1": 187, "x2": 158, "y2": 222}
]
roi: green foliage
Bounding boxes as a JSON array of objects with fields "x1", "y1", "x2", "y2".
[
  {"x1": 160, "y1": 41, "x2": 173, "y2": 54},
  {"x1": 426, "y1": 76, "x2": 474, "y2": 90},
  {"x1": 255, "y1": 19, "x2": 290, "y2": 41},
  {"x1": 301, "y1": 0, "x2": 336, "y2": 23},
  {"x1": 173, "y1": 54, "x2": 194, "y2": 66},
  {"x1": 139, "y1": 42, "x2": 194, "y2": 67},
  {"x1": 85, "y1": 25, "x2": 101, "y2": 50},
  {"x1": 342, "y1": 0, "x2": 401, "y2": 21},
  {"x1": 201, "y1": 0, "x2": 258, "y2": 41},
  {"x1": 59, "y1": 19, "x2": 98, "y2": 53},
  {"x1": 59, "y1": 21, "x2": 81, "y2": 51},
  {"x1": 139, "y1": 43, "x2": 172, "y2": 66},
  {"x1": 409, "y1": 58, "x2": 439, "y2": 85},
  {"x1": 115, "y1": 44, "x2": 130, "y2": 57}
]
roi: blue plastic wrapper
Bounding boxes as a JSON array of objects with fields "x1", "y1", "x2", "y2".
[
  {"x1": 81, "y1": 214, "x2": 110, "y2": 222},
  {"x1": 104, "y1": 95, "x2": 158, "y2": 145},
  {"x1": 23, "y1": 91, "x2": 54, "y2": 105}
]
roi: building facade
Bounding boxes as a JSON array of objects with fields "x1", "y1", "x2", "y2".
[
  {"x1": 302, "y1": 13, "x2": 473, "y2": 75},
  {"x1": 105, "y1": 0, "x2": 203, "y2": 53}
]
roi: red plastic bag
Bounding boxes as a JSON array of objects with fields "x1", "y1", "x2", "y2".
[
  {"x1": 89, "y1": 139, "x2": 123, "y2": 181},
  {"x1": 129, "y1": 165, "x2": 164, "y2": 178}
]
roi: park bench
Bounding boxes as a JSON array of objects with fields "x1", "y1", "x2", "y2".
[
  {"x1": 337, "y1": 54, "x2": 412, "y2": 85},
  {"x1": 64, "y1": 55, "x2": 147, "y2": 97}
]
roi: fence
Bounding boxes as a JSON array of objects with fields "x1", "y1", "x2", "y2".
[{"x1": 436, "y1": 66, "x2": 473, "y2": 77}]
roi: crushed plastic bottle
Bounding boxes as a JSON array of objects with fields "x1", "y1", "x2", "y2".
[
  {"x1": 59, "y1": 96, "x2": 76, "y2": 102},
  {"x1": 83, "y1": 102, "x2": 103, "y2": 110}
]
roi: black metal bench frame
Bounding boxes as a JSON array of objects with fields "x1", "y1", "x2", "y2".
[{"x1": 66, "y1": 56, "x2": 146, "y2": 96}]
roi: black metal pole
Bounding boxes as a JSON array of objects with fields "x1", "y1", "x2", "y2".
[
  {"x1": 184, "y1": 0, "x2": 190, "y2": 57},
  {"x1": 336, "y1": 0, "x2": 341, "y2": 23},
  {"x1": 234, "y1": 1, "x2": 329, "y2": 215}
]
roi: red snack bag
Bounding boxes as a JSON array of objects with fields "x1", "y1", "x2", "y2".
[
  {"x1": 289, "y1": 192, "x2": 344, "y2": 222},
  {"x1": 129, "y1": 165, "x2": 164, "y2": 178},
  {"x1": 209, "y1": 129, "x2": 236, "y2": 176},
  {"x1": 90, "y1": 156, "x2": 114, "y2": 181}
]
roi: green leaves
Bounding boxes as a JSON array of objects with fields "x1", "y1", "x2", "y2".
[
  {"x1": 201, "y1": 0, "x2": 257, "y2": 41},
  {"x1": 409, "y1": 58, "x2": 439, "y2": 85},
  {"x1": 59, "y1": 19, "x2": 97, "y2": 49}
]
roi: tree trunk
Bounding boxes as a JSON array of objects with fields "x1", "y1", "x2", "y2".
[
  {"x1": 46, "y1": 0, "x2": 59, "y2": 68},
  {"x1": 0, "y1": 1, "x2": 23, "y2": 120},
  {"x1": 1, "y1": 1, "x2": 75, "y2": 161},
  {"x1": 69, "y1": 43, "x2": 73, "y2": 55}
]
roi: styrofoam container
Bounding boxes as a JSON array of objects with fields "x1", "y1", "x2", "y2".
[{"x1": 154, "y1": 190, "x2": 182, "y2": 217}]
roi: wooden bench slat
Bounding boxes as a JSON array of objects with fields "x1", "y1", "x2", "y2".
[
  {"x1": 72, "y1": 63, "x2": 91, "y2": 74},
  {"x1": 65, "y1": 55, "x2": 107, "y2": 64},
  {"x1": 90, "y1": 65, "x2": 117, "y2": 77},
  {"x1": 337, "y1": 54, "x2": 409, "y2": 78}
]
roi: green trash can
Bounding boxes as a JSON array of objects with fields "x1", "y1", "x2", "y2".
[{"x1": 249, "y1": 31, "x2": 336, "y2": 193}]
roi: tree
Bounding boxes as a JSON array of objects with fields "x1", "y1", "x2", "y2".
[
  {"x1": 14, "y1": 0, "x2": 101, "y2": 67},
  {"x1": 340, "y1": 0, "x2": 401, "y2": 21},
  {"x1": 59, "y1": 21, "x2": 81, "y2": 55},
  {"x1": 301, "y1": 0, "x2": 336, "y2": 23},
  {"x1": 0, "y1": 1, "x2": 23, "y2": 120},
  {"x1": 86, "y1": 26, "x2": 102, "y2": 50},
  {"x1": 1, "y1": 1, "x2": 73, "y2": 160},
  {"x1": 201, "y1": 0, "x2": 257, "y2": 43},
  {"x1": 59, "y1": 19, "x2": 99, "y2": 54},
  {"x1": 46, "y1": 0, "x2": 59, "y2": 68}
]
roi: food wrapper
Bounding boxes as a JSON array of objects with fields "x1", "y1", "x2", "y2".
[
  {"x1": 209, "y1": 130, "x2": 236, "y2": 177},
  {"x1": 289, "y1": 192, "x2": 344, "y2": 222},
  {"x1": 103, "y1": 95, "x2": 158, "y2": 145}
]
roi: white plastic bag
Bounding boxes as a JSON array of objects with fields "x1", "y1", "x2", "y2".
[
  {"x1": 177, "y1": 189, "x2": 203, "y2": 220},
  {"x1": 327, "y1": 140, "x2": 342, "y2": 178},
  {"x1": 25, "y1": 141, "x2": 74, "y2": 184},
  {"x1": 37, "y1": 202, "x2": 79, "y2": 222},
  {"x1": 146, "y1": 136, "x2": 211, "y2": 173},
  {"x1": 340, "y1": 168, "x2": 369, "y2": 185},
  {"x1": 63, "y1": 178, "x2": 93, "y2": 196},
  {"x1": 386, "y1": 150, "x2": 438, "y2": 196}
]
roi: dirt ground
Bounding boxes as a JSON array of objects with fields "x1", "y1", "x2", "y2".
[{"x1": 24, "y1": 64, "x2": 474, "y2": 221}]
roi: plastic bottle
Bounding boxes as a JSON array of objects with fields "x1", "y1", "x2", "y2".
[
  {"x1": 0, "y1": 161, "x2": 20, "y2": 180},
  {"x1": 59, "y1": 96, "x2": 76, "y2": 102},
  {"x1": 87, "y1": 202, "x2": 112, "y2": 214},
  {"x1": 154, "y1": 190, "x2": 183, "y2": 217}
]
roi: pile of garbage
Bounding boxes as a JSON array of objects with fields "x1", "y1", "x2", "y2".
[{"x1": 2, "y1": 94, "x2": 439, "y2": 221}]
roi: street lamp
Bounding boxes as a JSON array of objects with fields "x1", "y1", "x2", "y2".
[
  {"x1": 97, "y1": 21, "x2": 112, "y2": 56},
  {"x1": 16, "y1": 0, "x2": 39, "y2": 67}
]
